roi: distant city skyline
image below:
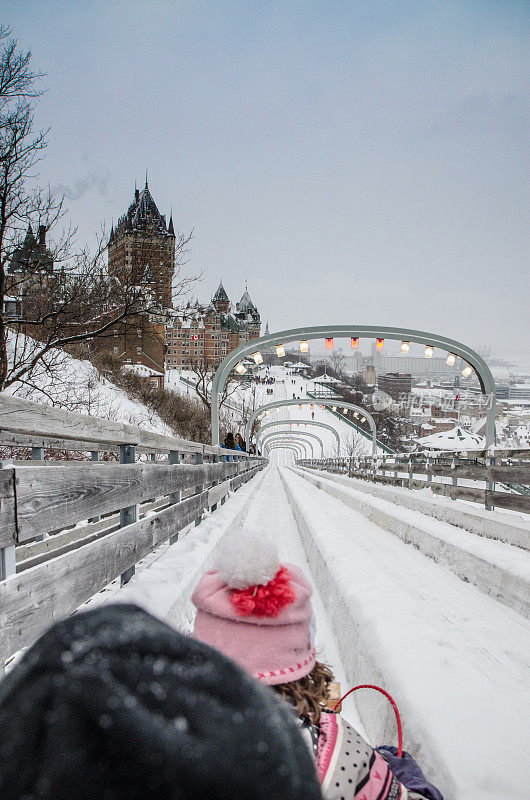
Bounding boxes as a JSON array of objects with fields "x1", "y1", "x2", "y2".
[{"x1": 5, "y1": 1, "x2": 529, "y2": 369}]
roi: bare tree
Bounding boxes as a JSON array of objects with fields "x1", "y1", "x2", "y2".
[
  {"x1": 330, "y1": 351, "x2": 346, "y2": 376},
  {"x1": 0, "y1": 27, "x2": 197, "y2": 394},
  {"x1": 187, "y1": 356, "x2": 241, "y2": 413}
]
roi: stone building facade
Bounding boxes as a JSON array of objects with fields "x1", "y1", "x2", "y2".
[
  {"x1": 165, "y1": 282, "x2": 261, "y2": 369},
  {"x1": 108, "y1": 180, "x2": 175, "y2": 309}
]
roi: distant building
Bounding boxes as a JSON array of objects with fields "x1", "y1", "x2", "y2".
[
  {"x1": 6, "y1": 225, "x2": 55, "y2": 305},
  {"x1": 362, "y1": 365, "x2": 377, "y2": 386},
  {"x1": 509, "y1": 384, "x2": 530, "y2": 400},
  {"x1": 378, "y1": 372, "x2": 412, "y2": 401},
  {"x1": 165, "y1": 281, "x2": 261, "y2": 369}
]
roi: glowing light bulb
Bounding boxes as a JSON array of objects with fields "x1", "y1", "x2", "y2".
[
  {"x1": 299, "y1": 340, "x2": 309, "y2": 352},
  {"x1": 462, "y1": 365, "x2": 473, "y2": 378},
  {"x1": 424, "y1": 345, "x2": 434, "y2": 359},
  {"x1": 446, "y1": 353, "x2": 456, "y2": 366},
  {"x1": 401, "y1": 341, "x2": 410, "y2": 353},
  {"x1": 275, "y1": 344, "x2": 285, "y2": 357},
  {"x1": 235, "y1": 362, "x2": 247, "y2": 375},
  {"x1": 251, "y1": 351, "x2": 263, "y2": 364}
]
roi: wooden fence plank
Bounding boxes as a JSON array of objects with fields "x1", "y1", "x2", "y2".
[
  {"x1": 487, "y1": 491, "x2": 530, "y2": 513},
  {"x1": 0, "y1": 469, "x2": 16, "y2": 548},
  {"x1": 428, "y1": 464, "x2": 530, "y2": 483},
  {"x1": 14, "y1": 462, "x2": 239, "y2": 542},
  {"x1": 0, "y1": 492, "x2": 207, "y2": 664}
]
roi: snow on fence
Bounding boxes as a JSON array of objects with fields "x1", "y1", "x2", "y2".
[
  {"x1": 0, "y1": 394, "x2": 265, "y2": 667},
  {"x1": 297, "y1": 450, "x2": 530, "y2": 514}
]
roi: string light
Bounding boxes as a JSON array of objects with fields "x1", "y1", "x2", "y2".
[
  {"x1": 325, "y1": 338, "x2": 334, "y2": 351},
  {"x1": 462, "y1": 365, "x2": 473, "y2": 378},
  {"x1": 235, "y1": 362, "x2": 247, "y2": 375},
  {"x1": 424, "y1": 345, "x2": 434, "y2": 358},
  {"x1": 446, "y1": 353, "x2": 456, "y2": 366},
  {"x1": 251, "y1": 351, "x2": 263, "y2": 364},
  {"x1": 351, "y1": 337, "x2": 359, "y2": 349},
  {"x1": 275, "y1": 344, "x2": 285, "y2": 357},
  {"x1": 376, "y1": 338, "x2": 384, "y2": 350},
  {"x1": 299, "y1": 340, "x2": 309, "y2": 352},
  {"x1": 400, "y1": 341, "x2": 410, "y2": 353}
]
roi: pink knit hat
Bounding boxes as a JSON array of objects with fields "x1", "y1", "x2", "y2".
[{"x1": 192, "y1": 533, "x2": 316, "y2": 685}]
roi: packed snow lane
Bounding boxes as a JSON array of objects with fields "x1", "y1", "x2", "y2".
[
  {"x1": 280, "y1": 466, "x2": 530, "y2": 799},
  {"x1": 240, "y1": 465, "x2": 365, "y2": 732}
]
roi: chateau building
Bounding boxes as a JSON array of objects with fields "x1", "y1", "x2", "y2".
[
  {"x1": 108, "y1": 179, "x2": 175, "y2": 309},
  {"x1": 165, "y1": 281, "x2": 261, "y2": 369}
]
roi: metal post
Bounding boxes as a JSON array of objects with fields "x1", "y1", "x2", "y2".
[
  {"x1": 90, "y1": 450, "x2": 101, "y2": 523},
  {"x1": 0, "y1": 460, "x2": 16, "y2": 579},
  {"x1": 194, "y1": 451, "x2": 204, "y2": 526},
  {"x1": 486, "y1": 455, "x2": 495, "y2": 511},
  {"x1": 210, "y1": 453, "x2": 219, "y2": 511},
  {"x1": 32, "y1": 447, "x2": 45, "y2": 541},
  {"x1": 120, "y1": 444, "x2": 137, "y2": 586},
  {"x1": 451, "y1": 455, "x2": 458, "y2": 500},
  {"x1": 169, "y1": 450, "x2": 181, "y2": 545}
]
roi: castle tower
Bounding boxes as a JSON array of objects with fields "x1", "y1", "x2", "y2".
[
  {"x1": 108, "y1": 179, "x2": 175, "y2": 308},
  {"x1": 235, "y1": 286, "x2": 261, "y2": 340},
  {"x1": 212, "y1": 281, "x2": 230, "y2": 313}
]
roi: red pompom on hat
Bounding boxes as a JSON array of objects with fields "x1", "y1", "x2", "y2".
[{"x1": 192, "y1": 532, "x2": 316, "y2": 685}]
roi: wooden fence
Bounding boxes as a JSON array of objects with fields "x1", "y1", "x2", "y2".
[
  {"x1": 297, "y1": 448, "x2": 530, "y2": 514},
  {"x1": 0, "y1": 394, "x2": 266, "y2": 666}
]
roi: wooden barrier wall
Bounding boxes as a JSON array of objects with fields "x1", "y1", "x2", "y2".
[{"x1": 0, "y1": 394, "x2": 266, "y2": 666}]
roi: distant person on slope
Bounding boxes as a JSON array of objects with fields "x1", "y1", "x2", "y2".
[{"x1": 191, "y1": 533, "x2": 443, "y2": 800}]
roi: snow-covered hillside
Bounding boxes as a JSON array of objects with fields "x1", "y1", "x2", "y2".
[{"x1": 5, "y1": 334, "x2": 172, "y2": 435}]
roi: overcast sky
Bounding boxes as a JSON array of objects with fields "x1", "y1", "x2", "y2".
[{"x1": 7, "y1": 1, "x2": 530, "y2": 367}]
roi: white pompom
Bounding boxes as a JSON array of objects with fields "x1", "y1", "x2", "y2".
[{"x1": 215, "y1": 530, "x2": 280, "y2": 589}]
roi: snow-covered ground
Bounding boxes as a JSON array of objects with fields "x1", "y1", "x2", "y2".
[
  {"x1": 94, "y1": 463, "x2": 530, "y2": 799},
  {"x1": 5, "y1": 333, "x2": 172, "y2": 434}
]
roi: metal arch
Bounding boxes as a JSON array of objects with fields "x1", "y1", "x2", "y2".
[
  {"x1": 246, "y1": 399, "x2": 377, "y2": 455},
  {"x1": 260, "y1": 432, "x2": 321, "y2": 459},
  {"x1": 266, "y1": 443, "x2": 304, "y2": 460},
  {"x1": 260, "y1": 432, "x2": 319, "y2": 458},
  {"x1": 256, "y1": 418, "x2": 341, "y2": 457},
  {"x1": 260, "y1": 430, "x2": 324, "y2": 458},
  {"x1": 266, "y1": 441, "x2": 306, "y2": 459},
  {"x1": 211, "y1": 325, "x2": 496, "y2": 447},
  {"x1": 264, "y1": 436, "x2": 313, "y2": 459}
]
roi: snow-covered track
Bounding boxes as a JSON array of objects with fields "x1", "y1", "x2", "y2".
[
  {"x1": 293, "y1": 467, "x2": 530, "y2": 618},
  {"x1": 304, "y1": 468, "x2": 530, "y2": 550},
  {"x1": 280, "y1": 466, "x2": 530, "y2": 799}
]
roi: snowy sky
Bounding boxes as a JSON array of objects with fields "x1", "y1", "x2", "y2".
[{"x1": 6, "y1": 1, "x2": 530, "y2": 368}]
